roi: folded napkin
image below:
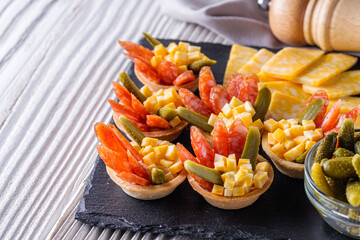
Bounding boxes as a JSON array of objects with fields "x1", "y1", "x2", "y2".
[{"x1": 159, "y1": 0, "x2": 287, "y2": 49}]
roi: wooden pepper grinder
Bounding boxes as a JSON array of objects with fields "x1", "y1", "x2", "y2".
[{"x1": 266, "y1": 0, "x2": 360, "y2": 52}]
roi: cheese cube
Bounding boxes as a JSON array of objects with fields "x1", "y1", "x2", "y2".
[
  {"x1": 237, "y1": 159, "x2": 250, "y2": 168},
  {"x1": 167, "y1": 42, "x2": 179, "y2": 55},
  {"x1": 164, "y1": 102, "x2": 176, "y2": 109},
  {"x1": 305, "y1": 140, "x2": 316, "y2": 150},
  {"x1": 140, "y1": 145, "x2": 154, "y2": 156},
  {"x1": 160, "y1": 159, "x2": 173, "y2": 168},
  {"x1": 255, "y1": 162, "x2": 270, "y2": 173},
  {"x1": 235, "y1": 112, "x2": 252, "y2": 127},
  {"x1": 177, "y1": 65, "x2": 188, "y2": 74},
  {"x1": 158, "y1": 140, "x2": 170, "y2": 146},
  {"x1": 244, "y1": 101, "x2": 255, "y2": 116},
  {"x1": 289, "y1": 125, "x2": 303, "y2": 138},
  {"x1": 239, "y1": 164, "x2": 253, "y2": 174},
  {"x1": 225, "y1": 118, "x2": 234, "y2": 129},
  {"x1": 178, "y1": 42, "x2": 190, "y2": 52},
  {"x1": 226, "y1": 157, "x2": 237, "y2": 172},
  {"x1": 143, "y1": 152, "x2": 157, "y2": 166},
  {"x1": 228, "y1": 153, "x2": 236, "y2": 160},
  {"x1": 231, "y1": 105, "x2": 246, "y2": 116},
  {"x1": 168, "y1": 161, "x2": 183, "y2": 174},
  {"x1": 283, "y1": 142, "x2": 305, "y2": 161},
  {"x1": 154, "y1": 44, "x2": 168, "y2": 57},
  {"x1": 272, "y1": 128, "x2": 287, "y2": 143},
  {"x1": 143, "y1": 98, "x2": 160, "y2": 114},
  {"x1": 218, "y1": 112, "x2": 225, "y2": 119},
  {"x1": 283, "y1": 128, "x2": 292, "y2": 138},
  {"x1": 233, "y1": 187, "x2": 246, "y2": 196},
  {"x1": 214, "y1": 159, "x2": 227, "y2": 172},
  {"x1": 224, "y1": 178, "x2": 235, "y2": 190},
  {"x1": 254, "y1": 172, "x2": 269, "y2": 188},
  {"x1": 153, "y1": 89, "x2": 164, "y2": 96},
  {"x1": 165, "y1": 172, "x2": 174, "y2": 182},
  {"x1": 154, "y1": 145, "x2": 168, "y2": 159},
  {"x1": 271, "y1": 143, "x2": 286, "y2": 157},
  {"x1": 142, "y1": 137, "x2": 158, "y2": 147},
  {"x1": 214, "y1": 154, "x2": 227, "y2": 163},
  {"x1": 267, "y1": 133, "x2": 276, "y2": 145},
  {"x1": 288, "y1": 119, "x2": 298, "y2": 126},
  {"x1": 174, "y1": 51, "x2": 187, "y2": 66},
  {"x1": 187, "y1": 51, "x2": 202, "y2": 64},
  {"x1": 170, "y1": 116, "x2": 181, "y2": 128},
  {"x1": 251, "y1": 119, "x2": 264, "y2": 129},
  {"x1": 315, "y1": 129, "x2": 323, "y2": 140},
  {"x1": 164, "y1": 54, "x2": 174, "y2": 62},
  {"x1": 302, "y1": 130, "x2": 319, "y2": 142},
  {"x1": 284, "y1": 139, "x2": 296, "y2": 150},
  {"x1": 294, "y1": 135, "x2": 308, "y2": 145},
  {"x1": 151, "y1": 55, "x2": 163, "y2": 69},
  {"x1": 229, "y1": 97, "x2": 243, "y2": 108},
  {"x1": 208, "y1": 113, "x2": 218, "y2": 126},
  {"x1": 224, "y1": 189, "x2": 233, "y2": 197},
  {"x1": 302, "y1": 120, "x2": 316, "y2": 130},
  {"x1": 147, "y1": 164, "x2": 157, "y2": 171},
  {"x1": 221, "y1": 103, "x2": 233, "y2": 118},
  {"x1": 279, "y1": 119, "x2": 291, "y2": 130},
  {"x1": 236, "y1": 171, "x2": 253, "y2": 187},
  {"x1": 140, "y1": 85, "x2": 153, "y2": 98},
  {"x1": 188, "y1": 45, "x2": 201, "y2": 52},
  {"x1": 221, "y1": 171, "x2": 235, "y2": 182},
  {"x1": 211, "y1": 184, "x2": 224, "y2": 195},
  {"x1": 264, "y1": 119, "x2": 279, "y2": 132},
  {"x1": 165, "y1": 145, "x2": 178, "y2": 161}
]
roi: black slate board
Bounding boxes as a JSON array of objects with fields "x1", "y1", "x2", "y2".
[{"x1": 76, "y1": 39, "x2": 355, "y2": 239}]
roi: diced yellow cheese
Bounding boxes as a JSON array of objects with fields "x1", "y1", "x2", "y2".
[
  {"x1": 221, "y1": 103, "x2": 233, "y2": 118},
  {"x1": 244, "y1": 101, "x2": 256, "y2": 116},
  {"x1": 131, "y1": 141, "x2": 141, "y2": 152},
  {"x1": 143, "y1": 152, "x2": 157, "y2": 166},
  {"x1": 229, "y1": 97, "x2": 243, "y2": 108},
  {"x1": 255, "y1": 162, "x2": 270, "y2": 173},
  {"x1": 283, "y1": 128, "x2": 292, "y2": 138},
  {"x1": 251, "y1": 119, "x2": 264, "y2": 129},
  {"x1": 293, "y1": 135, "x2": 308, "y2": 145},
  {"x1": 140, "y1": 85, "x2": 153, "y2": 98},
  {"x1": 269, "y1": 91, "x2": 304, "y2": 120},
  {"x1": 208, "y1": 113, "x2": 218, "y2": 126},
  {"x1": 261, "y1": 47, "x2": 324, "y2": 80},
  {"x1": 154, "y1": 145, "x2": 168, "y2": 159},
  {"x1": 223, "y1": 44, "x2": 258, "y2": 86},
  {"x1": 143, "y1": 97, "x2": 160, "y2": 114},
  {"x1": 302, "y1": 120, "x2": 316, "y2": 130},
  {"x1": 212, "y1": 184, "x2": 224, "y2": 195},
  {"x1": 228, "y1": 153, "x2": 236, "y2": 160},
  {"x1": 291, "y1": 53, "x2": 357, "y2": 86},
  {"x1": 153, "y1": 89, "x2": 164, "y2": 96},
  {"x1": 177, "y1": 65, "x2": 188, "y2": 74},
  {"x1": 221, "y1": 171, "x2": 235, "y2": 182},
  {"x1": 224, "y1": 189, "x2": 233, "y2": 197},
  {"x1": 267, "y1": 133, "x2": 276, "y2": 145},
  {"x1": 140, "y1": 145, "x2": 154, "y2": 156},
  {"x1": 147, "y1": 164, "x2": 157, "y2": 171},
  {"x1": 165, "y1": 145, "x2": 178, "y2": 161},
  {"x1": 164, "y1": 54, "x2": 174, "y2": 62},
  {"x1": 153, "y1": 44, "x2": 168, "y2": 57},
  {"x1": 264, "y1": 118, "x2": 279, "y2": 132},
  {"x1": 160, "y1": 159, "x2": 173, "y2": 168},
  {"x1": 233, "y1": 187, "x2": 246, "y2": 196},
  {"x1": 258, "y1": 81, "x2": 311, "y2": 100},
  {"x1": 315, "y1": 129, "x2": 324, "y2": 141},
  {"x1": 231, "y1": 104, "x2": 245, "y2": 116},
  {"x1": 278, "y1": 119, "x2": 291, "y2": 130},
  {"x1": 224, "y1": 178, "x2": 235, "y2": 190},
  {"x1": 164, "y1": 102, "x2": 176, "y2": 109},
  {"x1": 214, "y1": 157, "x2": 227, "y2": 172},
  {"x1": 168, "y1": 161, "x2": 183, "y2": 174},
  {"x1": 226, "y1": 157, "x2": 237, "y2": 172},
  {"x1": 271, "y1": 143, "x2": 286, "y2": 157},
  {"x1": 238, "y1": 48, "x2": 275, "y2": 75},
  {"x1": 178, "y1": 42, "x2": 190, "y2": 52},
  {"x1": 237, "y1": 158, "x2": 250, "y2": 166},
  {"x1": 187, "y1": 51, "x2": 202, "y2": 64},
  {"x1": 188, "y1": 45, "x2": 201, "y2": 52},
  {"x1": 288, "y1": 119, "x2": 298, "y2": 126},
  {"x1": 284, "y1": 139, "x2": 296, "y2": 150},
  {"x1": 236, "y1": 171, "x2": 253, "y2": 187},
  {"x1": 283, "y1": 142, "x2": 305, "y2": 161},
  {"x1": 142, "y1": 137, "x2": 158, "y2": 147},
  {"x1": 174, "y1": 51, "x2": 187, "y2": 66},
  {"x1": 302, "y1": 70, "x2": 360, "y2": 99},
  {"x1": 239, "y1": 164, "x2": 253, "y2": 174},
  {"x1": 234, "y1": 112, "x2": 252, "y2": 127},
  {"x1": 254, "y1": 171, "x2": 269, "y2": 189},
  {"x1": 170, "y1": 116, "x2": 182, "y2": 128},
  {"x1": 289, "y1": 125, "x2": 304, "y2": 138},
  {"x1": 151, "y1": 55, "x2": 163, "y2": 69},
  {"x1": 303, "y1": 130, "x2": 321, "y2": 142},
  {"x1": 165, "y1": 172, "x2": 174, "y2": 182},
  {"x1": 272, "y1": 128, "x2": 287, "y2": 143},
  {"x1": 305, "y1": 140, "x2": 316, "y2": 150},
  {"x1": 158, "y1": 140, "x2": 170, "y2": 146},
  {"x1": 167, "y1": 42, "x2": 179, "y2": 55}
]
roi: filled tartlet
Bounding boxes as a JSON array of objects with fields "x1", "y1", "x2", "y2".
[
  {"x1": 177, "y1": 120, "x2": 273, "y2": 210},
  {"x1": 109, "y1": 72, "x2": 187, "y2": 142},
  {"x1": 119, "y1": 33, "x2": 216, "y2": 92},
  {"x1": 94, "y1": 118, "x2": 186, "y2": 200},
  {"x1": 262, "y1": 90, "x2": 360, "y2": 179}
]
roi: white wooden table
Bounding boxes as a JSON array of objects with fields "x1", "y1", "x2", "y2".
[{"x1": 0, "y1": 0, "x2": 231, "y2": 239}]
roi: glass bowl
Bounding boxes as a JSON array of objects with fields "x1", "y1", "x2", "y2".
[{"x1": 304, "y1": 142, "x2": 360, "y2": 238}]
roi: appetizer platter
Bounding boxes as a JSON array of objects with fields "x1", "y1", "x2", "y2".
[{"x1": 76, "y1": 38, "x2": 359, "y2": 239}]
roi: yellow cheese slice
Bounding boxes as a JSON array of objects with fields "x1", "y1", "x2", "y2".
[
  {"x1": 291, "y1": 53, "x2": 357, "y2": 86},
  {"x1": 261, "y1": 47, "x2": 324, "y2": 80},
  {"x1": 238, "y1": 48, "x2": 274, "y2": 75},
  {"x1": 258, "y1": 81, "x2": 311, "y2": 100},
  {"x1": 257, "y1": 71, "x2": 286, "y2": 82},
  {"x1": 223, "y1": 44, "x2": 257, "y2": 86},
  {"x1": 302, "y1": 70, "x2": 360, "y2": 99},
  {"x1": 269, "y1": 91, "x2": 304, "y2": 120}
]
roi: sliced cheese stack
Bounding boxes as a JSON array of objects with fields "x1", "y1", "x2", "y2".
[
  {"x1": 264, "y1": 119, "x2": 323, "y2": 162},
  {"x1": 138, "y1": 137, "x2": 183, "y2": 182},
  {"x1": 207, "y1": 97, "x2": 264, "y2": 131},
  {"x1": 211, "y1": 154, "x2": 270, "y2": 197}
]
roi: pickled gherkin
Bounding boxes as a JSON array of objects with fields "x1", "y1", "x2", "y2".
[
  {"x1": 184, "y1": 160, "x2": 223, "y2": 185},
  {"x1": 119, "y1": 72, "x2": 147, "y2": 103},
  {"x1": 355, "y1": 141, "x2": 360, "y2": 155},
  {"x1": 311, "y1": 163, "x2": 335, "y2": 197},
  {"x1": 143, "y1": 32, "x2": 161, "y2": 47},
  {"x1": 151, "y1": 168, "x2": 166, "y2": 185},
  {"x1": 118, "y1": 116, "x2": 146, "y2": 146},
  {"x1": 333, "y1": 148, "x2": 354, "y2": 158},
  {"x1": 325, "y1": 176, "x2": 347, "y2": 202},
  {"x1": 241, "y1": 126, "x2": 260, "y2": 170},
  {"x1": 346, "y1": 179, "x2": 360, "y2": 207},
  {"x1": 353, "y1": 154, "x2": 360, "y2": 178},
  {"x1": 158, "y1": 106, "x2": 178, "y2": 122},
  {"x1": 338, "y1": 118, "x2": 355, "y2": 151},
  {"x1": 354, "y1": 133, "x2": 360, "y2": 143},
  {"x1": 322, "y1": 157, "x2": 357, "y2": 179},
  {"x1": 177, "y1": 107, "x2": 213, "y2": 133},
  {"x1": 188, "y1": 59, "x2": 217, "y2": 74},
  {"x1": 314, "y1": 132, "x2": 337, "y2": 163},
  {"x1": 298, "y1": 98, "x2": 324, "y2": 125},
  {"x1": 295, "y1": 149, "x2": 310, "y2": 164},
  {"x1": 252, "y1": 86, "x2": 271, "y2": 122}
]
